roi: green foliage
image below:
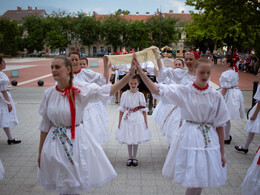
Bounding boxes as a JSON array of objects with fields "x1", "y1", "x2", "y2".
[
  {"x1": 0, "y1": 19, "x2": 20, "y2": 56},
  {"x1": 115, "y1": 9, "x2": 130, "y2": 15},
  {"x1": 185, "y1": 0, "x2": 260, "y2": 52}
]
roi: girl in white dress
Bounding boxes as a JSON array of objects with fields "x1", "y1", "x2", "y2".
[
  {"x1": 135, "y1": 55, "x2": 229, "y2": 195},
  {"x1": 235, "y1": 69, "x2": 260, "y2": 153},
  {"x1": 37, "y1": 55, "x2": 135, "y2": 194},
  {"x1": 69, "y1": 52, "x2": 110, "y2": 145},
  {"x1": 219, "y1": 56, "x2": 245, "y2": 144},
  {"x1": 241, "y1": 146, "x2": 260, "y2": 195},
  {"x1": 116, "y1": 75, "x2": 151, "y2": 167},
  {"x1": 0, "y1": 56, "x2": 21, "y2": 145}
]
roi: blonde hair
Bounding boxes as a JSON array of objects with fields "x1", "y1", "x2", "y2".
[
  {"x1": 194, "y1": 56, "x2": 212, "y2": 69},
  {"x1": 54, "y1": 55, "x2": 73, "y2": 87}
]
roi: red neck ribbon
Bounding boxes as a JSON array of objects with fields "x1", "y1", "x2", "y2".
[
  {"x1": 257, "y1": 146, "x2": 260, "y2": 165},
  {"x1": 56, "y1": 86, "x2": 81, "y2": 139},
  {"x1": 73, "y1": 68, "x2": 81, "y2": 74},
  {"x1": 192, "y1": 82, "x2": 209, "y2": 91}
]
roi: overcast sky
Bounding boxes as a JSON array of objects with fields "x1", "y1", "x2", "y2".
[{"x1": 0, "y1": 0, "x2": 196, "y2": 15}]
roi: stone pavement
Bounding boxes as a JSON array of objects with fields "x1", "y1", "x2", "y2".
[{"x1": 0, "y1": 86, "x2": 259, "y2": 195}]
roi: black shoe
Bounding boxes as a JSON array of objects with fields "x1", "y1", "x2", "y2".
[
  {"x1": 224, "y1": 135, "x2": 232, "y2": 144},
  {"x1": 126, "y1": 159, "x2": 133, "y2": 166},
  {"x1": 234, "y1": 145, "x2": 249, "y2": 153},
  {"x1": 132, "y1": 159, "x2": 138, "y2": 167},
  {"x1": 7, "y1": 139, "x2": 21, "y2": 145}
]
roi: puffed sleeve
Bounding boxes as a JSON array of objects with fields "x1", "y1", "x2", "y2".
[
  {"x1": 82, "y1": 69, "x2": 106, "y2": 86},
  {"x1": 254, "y1": 85, "x2": 260, "y2": 101},
  {"x1": 157, "y1": 65, "x2": 186, "y2": 84},
  {"x1": 76, "y1": 82, "x2": 112, "y2": 106},
  {"x1": 139, "y1": 92, "x2": 148, "y2": 112},
  {"x1": 118, "y1": 92, "x2": 126, "y2": 112},
  {"x1": 0, "y1": 73, "x2": 8, "y2": 91},
  {"x1": 153, "y1": 83, "x2": 186, "y2": 107},
  {"x1": 219, "y1": 71, "x2": 237, "y2": 88},
  {"x1": 38, "y1": 88, "x2": 52, "y2": 132},
  {"x1": 213, "y1": 92, "x2": 230, "y2": 127}
]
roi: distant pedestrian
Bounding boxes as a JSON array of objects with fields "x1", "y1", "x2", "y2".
[
  {"x1": 0, "y1": 56, "x2": 21, "y2": 145},
  {"x1": 219, "y1": 56, "x2": 245, "y2": 145},
  {"x1": 115, "y1": 75, "x2": 151, "y2": 167},
  {"x1": 235, "y1": 69, "x2": 260, "y2": 153}
]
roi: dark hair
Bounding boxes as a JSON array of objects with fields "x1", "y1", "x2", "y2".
[
  {"x1": 132, "y1": 75, "x2": 140, "y2": 83},
  {"x1": 69, "y1": 51, "x2": 80, "y2": 59},
  {"x1": 174, "y1": 59, "x2": 184, "y2": 66},
  {"x1": 194, "y1": 57, "x2": 212, "y2": 69},
  {"x1": 225, "y1": 55, "x2": 233, "y2": 68},
  {"x1": 80, "y1": 57, "x2": 88, "y2": 65},
  {"x1": 54, "y1": 55, "x2": 73, "y2": 87},
  {"x1": 0, "y1": 56, "x2": 2, "y2": 64}
]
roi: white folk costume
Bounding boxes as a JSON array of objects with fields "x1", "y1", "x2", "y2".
[
  {"x1": 158, "y1": 83, "x2": 229, "y2": 188},
  {"x1": 37, "y1": 82, "x2": 117, "y2": 194},
  {"x1": 0, "y1": 158, "x2": 4, "y2": 180},
  {"x1": 245, "y1": 85, "x2": 260, "y2": 134},
  {"x1": 241, "y1": 146, "x2": 260, "y2": 195},
  {"x1": 155, "y1": 66, "x2": 195, "y2": 145},
  {"x1": 0, "y1": 72, "x2": 18, "y2": 128},
  {"x1": 116, "y1": 90, "x2": 151, "y2": 144},
  {"x1": 219, "y1": 69, "x2": 245, "y2": 120},
  {"x1": 73, "y1": 68, "x2": 109, "y2": 145}
]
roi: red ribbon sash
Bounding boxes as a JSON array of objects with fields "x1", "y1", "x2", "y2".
[
  {"x1": 257, "y1": 146, "x2": 260, "y2": 165},
  {"x1": 56, "y1": 86, "x2": 81, "y2": 139}
]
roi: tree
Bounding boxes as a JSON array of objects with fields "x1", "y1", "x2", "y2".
[
  {"x1": 0, "y1": 19, "x2": 20, "y2": 56},
  {"x1": 74, "y1": 13, "x2": 101, "y2": 55},
  {"x1": 22, "y1": 15, "x2": 46, "y2": 52},
  {"x1": 101, "y1": 15, "x2": 128, "y2": 53},
  {"x1": 146, "y1": 16, "x2": 181, "y2": 48},
  {"x1": 185, "y1": 0, "x2": 260, "y2": 52},
  {"x1": 114, "y1": 9, "x2": 130, "y2": 15}
]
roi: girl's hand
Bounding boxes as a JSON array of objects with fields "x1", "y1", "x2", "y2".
[
  {"x1": 250, "y1": 115, "x2": 256, "y2": 120},
  {"x1": 221, "y1": 155, "x2": 226, "y2": 167},
  {"x1": 8, "y1": 104, "x2": 12, "y2": 112}
]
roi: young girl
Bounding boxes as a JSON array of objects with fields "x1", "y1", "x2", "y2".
[
  {"x1": 219, "y1": 56, "x2": 245, "y2": 144},
  {"x1": 0, "y1": 56, "x2": 21, "y2": 145},
  {"x1": 135, "y1": 55, "x2": 229, "y2": 195},
  {"x1": 37, "y1": 55, "x2": 135, "y2": 194},
  {"x1": 241, "y1": 146, "x2": 260, "y2": 195},
  {"x1": 69, "y1": 52, "x2": 110, "y2": 145},
  {"x1": 235, "y1": 69, "x2": 260, "y2": 153},
  {"x1": 115, "y1": 75, "x2": 151, "y2": 167}
]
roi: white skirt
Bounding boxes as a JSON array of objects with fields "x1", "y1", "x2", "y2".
[
  {"x1": 116, "y1": 111, "x2": 151, "y2": 145},
  {"x1": 163, "y1": 122, "x2": 226, "y2": 188},
  {"x1": 224, "y1": 88, "x2": 245, "y2": 120},
  {"x1": 152, "y1": 101, "x2": 175, "y2": 126},
  {"x1": 161, "y1": 106, "x2": 182, "y2": 145},
  {"x1": 245, "y1": 103, "x2": 260, "y2": 134},
  {"x1": 241, "y1": 147, "x2": 260, "y2": 195},
  {"x1": 0, "y1": 91, "x2": 18, "y2": 128},
  {"x1": 83, "y1": 101, "x2": 110, "y2": 145},
  {"x1": 37, "y1": 124, "x2": 117, "y2": 194},
  {"x1": 0, "y1": 159, "x2": 4, "y2": 180}
]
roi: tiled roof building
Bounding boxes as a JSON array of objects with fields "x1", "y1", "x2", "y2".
[{"x1": 1, "y1": 6, "x2": 46, "y2": 21}]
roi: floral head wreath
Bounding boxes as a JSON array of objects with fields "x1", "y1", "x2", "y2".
[{"x1": 186, "y1": 51, "x2": 200, "y2": 59}]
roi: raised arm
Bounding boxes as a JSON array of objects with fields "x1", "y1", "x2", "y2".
[
  {"x1": 103, "y1": 57, "x2": 110, "y2": 83},
  {"x1": 134, "y1": 54, "x2": 159, "y2": 95}
]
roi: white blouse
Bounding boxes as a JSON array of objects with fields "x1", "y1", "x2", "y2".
[
  {"x1": 38, "y1": 82, "x2": 112, "y2": 132},
  {"x1": 73, "y1": 69, "x2": 106, "y2": 86},
  {"x1": 154, "y1": 83, "x2": 230, "y2": 127},
  {"x1": 219, "y1": 70, "x2": 239, "y2": 88}
]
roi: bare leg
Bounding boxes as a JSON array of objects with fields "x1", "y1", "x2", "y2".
[
  {"x1": 243, "y1": 132, "x2": 255, "y2": 149},
  {"x1": 128, "y1": 145, "x2": 133, "y2": 159},
  {"x1": 185, "y1": 187, "x2": 202, "y2": 195},
  {"x1": 3, "y1": 127, "x2": 14, "y2": 140},
  {"x1": 224, "y1": 120, "x2": 231, "y2": 140},
  {"x1": 133, "y1": 144, "x2": 138, "y2": 159}
]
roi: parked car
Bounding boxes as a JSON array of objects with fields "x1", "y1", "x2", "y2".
[
  {"x1": 94, "y1": 51, "x2": 108, "y2": 57},
  {"x1": 80, "y1": 52, "x2": 88, "y2": 57}
]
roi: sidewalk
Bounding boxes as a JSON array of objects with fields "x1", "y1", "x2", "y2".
[{"x1": 0, "y1": 87, "x2": 259, "y2": 195}]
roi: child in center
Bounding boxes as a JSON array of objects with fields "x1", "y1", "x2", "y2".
[{"x1": 116, "y1": 75, "x2": 151, "y2": 167}]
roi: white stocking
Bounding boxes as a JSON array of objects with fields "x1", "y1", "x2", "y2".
[
  {"x1": 224, "y1": 120, "x2": 231, "y2": 140},
  {"x1": 243, "y1": 132, "x2": 255, "y2": 149},
  {"x1": 128, "y1": 145, "x2": 133, "y2": 159},
  {"x1": 3, "y1": 127, "x2": 14, "y2": 140},
  {"x1": 133, "y1": 144, "x2": 138, "y2": 159}
]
